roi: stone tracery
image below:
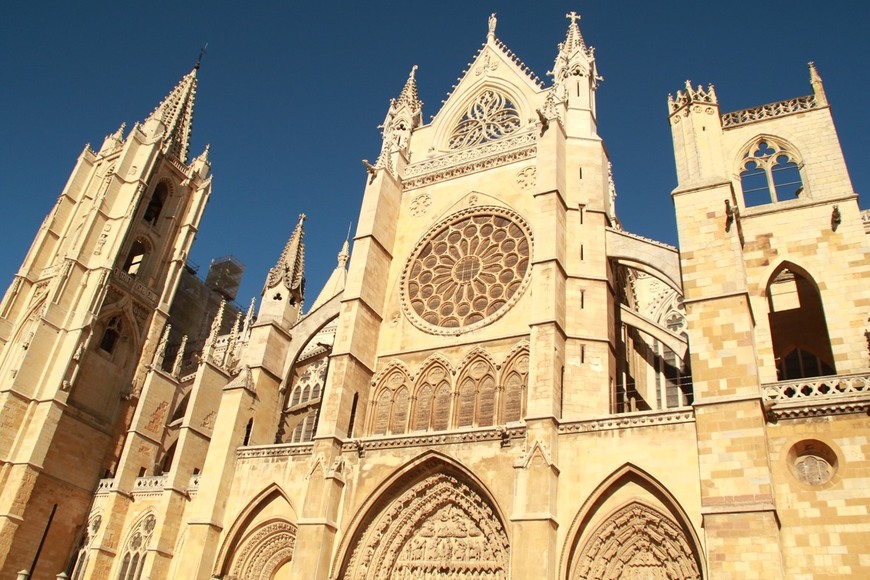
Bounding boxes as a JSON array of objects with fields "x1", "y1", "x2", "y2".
[
  {"x1": 447, "y1": 89, "x2": 521, "y2": 150},
  {"x1": 402, "y1": 206, "x2": 532, "y2": 335}
]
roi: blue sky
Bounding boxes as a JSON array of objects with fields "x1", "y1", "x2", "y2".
[{"x1": 2, "y1": 2, "x2": 868, "y2": 308}]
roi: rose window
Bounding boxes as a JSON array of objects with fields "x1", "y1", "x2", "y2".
[
  {"x1": 402, "y1": 207, "x2": 532, "y2": 334},
  {"x1": 447, "y1": 90, "x2": 521, "y2": 150}
]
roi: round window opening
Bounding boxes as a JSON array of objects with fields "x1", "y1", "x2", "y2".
[
  {"x1": 787, "y1": 439, "x2": 838, "y2": 486},
  {"x1": 401, "y1": 206, "x2": 532, "y2": 335}
]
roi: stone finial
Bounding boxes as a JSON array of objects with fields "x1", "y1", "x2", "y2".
[
  {"x1": 205, "y1": 299, "x2": 226, "y2": 357},
  {"x1": 488, "y1": 13, "x2": 497, "y2": 40},
  {"x1": 338, "y1": 238, "x2": 350, "y2": 268}
]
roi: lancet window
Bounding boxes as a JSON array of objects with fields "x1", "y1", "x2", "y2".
[
  {"x1": 370, "y1": 368, "x2": 410, "y2": 435},
  {"x1": 370, "y1": 349, "x2": 528, "y2": 437},
  {"x1": 99, "y1": 316, "x2": 124, "y2": 354},
  {"x1": 738, "y1": 138, "x2": 804, "y2": 207},
  {"x1": 447, "y1": 89, "x2": 521, "y2": 150}
]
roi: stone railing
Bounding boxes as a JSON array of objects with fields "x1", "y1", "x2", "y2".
[
  {"x1": 95, "y1": 478, "x2": 116, "y2": 494},
  {"x1": 110, "y1": 268, "x2": 159, "y2": 305},
  {"x1": 132, "y1": 475, "x2": 167, "y2": 494},
  {"x1": 761, "y1": 372, "x2": 870, "y2": 420},
  {"x1": 721, "y1": 95, "x2": 816, "y2": 128},
  {"x1": 761, "y1": 372, "x2": 870, "y2": 401}
]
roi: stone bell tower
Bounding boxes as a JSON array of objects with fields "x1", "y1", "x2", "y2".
[{"x1": 0, "y1": 65, "x2": 211, "y2": 578}]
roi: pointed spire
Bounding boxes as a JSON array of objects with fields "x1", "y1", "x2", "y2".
[
  {"x1": 562, "y1": 11, "x2": 588, "y2": 55},
  {"x1": 264, "y1": 214, "x2": 306, "y2": 299},
  {"x1": 809, "y1": 61, "x2": 828, "y2": 107},
  {"x1": 395, "y1": 65, "x2": 423, "y2": 112},
  {"x1": 550, "y1": 11, "x2": 596, "y2": 84},
  {"x1": 146, "y1": 67, "x2": 198, "y2": 163}
]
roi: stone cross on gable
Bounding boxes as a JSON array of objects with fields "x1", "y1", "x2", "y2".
[{"x1": 566, "y1": 11, "x2": 581, "y2": 24}]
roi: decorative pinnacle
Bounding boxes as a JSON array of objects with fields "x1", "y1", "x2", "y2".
[
  {"x1": 808, "y1": 61, "x2": 828, "y2": 106},
  {"x1": 264, "y1": 214, "x2": 306, "y2": 295},
  {"x1": 395, "y1": 65, "x2": 423, "y2": 112}
]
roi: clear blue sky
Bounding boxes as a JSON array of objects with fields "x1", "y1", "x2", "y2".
[{"x1": 2, "y1": 2, "x2": 868, "y2": 307}]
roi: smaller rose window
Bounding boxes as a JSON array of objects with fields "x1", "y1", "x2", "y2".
[{"x1": 402, "y1": 207, "x2": 532, "y2": 334}]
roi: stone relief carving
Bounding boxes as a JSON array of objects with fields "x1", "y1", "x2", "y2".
[
  {"x1": 409, "y1": 194, "x2": 431, "y2": 217},
  {"x1": 571, "y1": 502, "x2": 700, "y2": 580},
  {"x1": 516, "y1": 166, "x2": 536, "y2": 190},
  {"x1": 343, "y1": 473, "x2": 509, "y2": 579}
]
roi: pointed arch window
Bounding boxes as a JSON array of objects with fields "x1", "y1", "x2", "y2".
[
  {"x1": 99, "y1": 316, "x2": 123, "y2": 354},
  {"x1": 369, "y1": 369, "x2": 410, "y2": 436},
  {"x1": 143, "y1": 183, "x2": 168, "y2": 226},
  {"x1": 447, "y1": 89, "x2": 521, "y2": 150},
  {"x1": 739, "y1": 139, "x2": 804, "y2": 207},
  {"x1": 501, "y1": 351, "x2": 529, "y2": 423},
  {"x1": 766, "y1": 265, "x2": 835, "y2": 380},
  {"x1": 455, "y1": 357, "x2": 496, "y2": 428}
]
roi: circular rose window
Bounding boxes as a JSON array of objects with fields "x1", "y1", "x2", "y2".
[{"x1": 401, "y1": 206, "x2": 532, "y2": 334}]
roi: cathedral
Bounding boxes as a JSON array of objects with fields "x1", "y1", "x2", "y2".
[{"x1": 1, "y1": 12, "x2": 868, "y2": 580}]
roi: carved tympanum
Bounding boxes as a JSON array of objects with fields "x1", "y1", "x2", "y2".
[
  {"x1": 343, "y1": 473, "x2": 509, "y2": 579},
  {"x1": 572, "y1": 502, "x2": 701, "y2": 580}
]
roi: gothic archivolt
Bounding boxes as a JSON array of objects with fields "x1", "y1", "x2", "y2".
[
  {"x1": 225, "y1": 520, "x2": 297, "y2": 580},
  {"x1": 571, "y1": 502, "x2": 701, "y2": 580},
  {"x1": 342, "y1": 473, "x2": 509, "y2": 579}
]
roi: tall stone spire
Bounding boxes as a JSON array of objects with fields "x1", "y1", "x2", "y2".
[
  {"x1": 263, "y1": 214, "x2": 306, "y2": 302},
  {"x1": 146, "y1": 67, "x2": 198, "y2": 163}
]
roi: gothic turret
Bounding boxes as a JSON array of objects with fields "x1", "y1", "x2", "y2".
[
  {"x1": 374, "y1": 66, "x2": 423, "y2": 172},
  {"x1": 547, "y1": 12, "x2": 601, "y2": 133},
  {"x1": 259, "y1": 214, "x2": 306, "y2": 326}
]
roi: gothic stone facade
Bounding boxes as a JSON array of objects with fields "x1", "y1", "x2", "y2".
[{"x1": 2, "y1": 13, "x2": 869, "y2": 580}]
